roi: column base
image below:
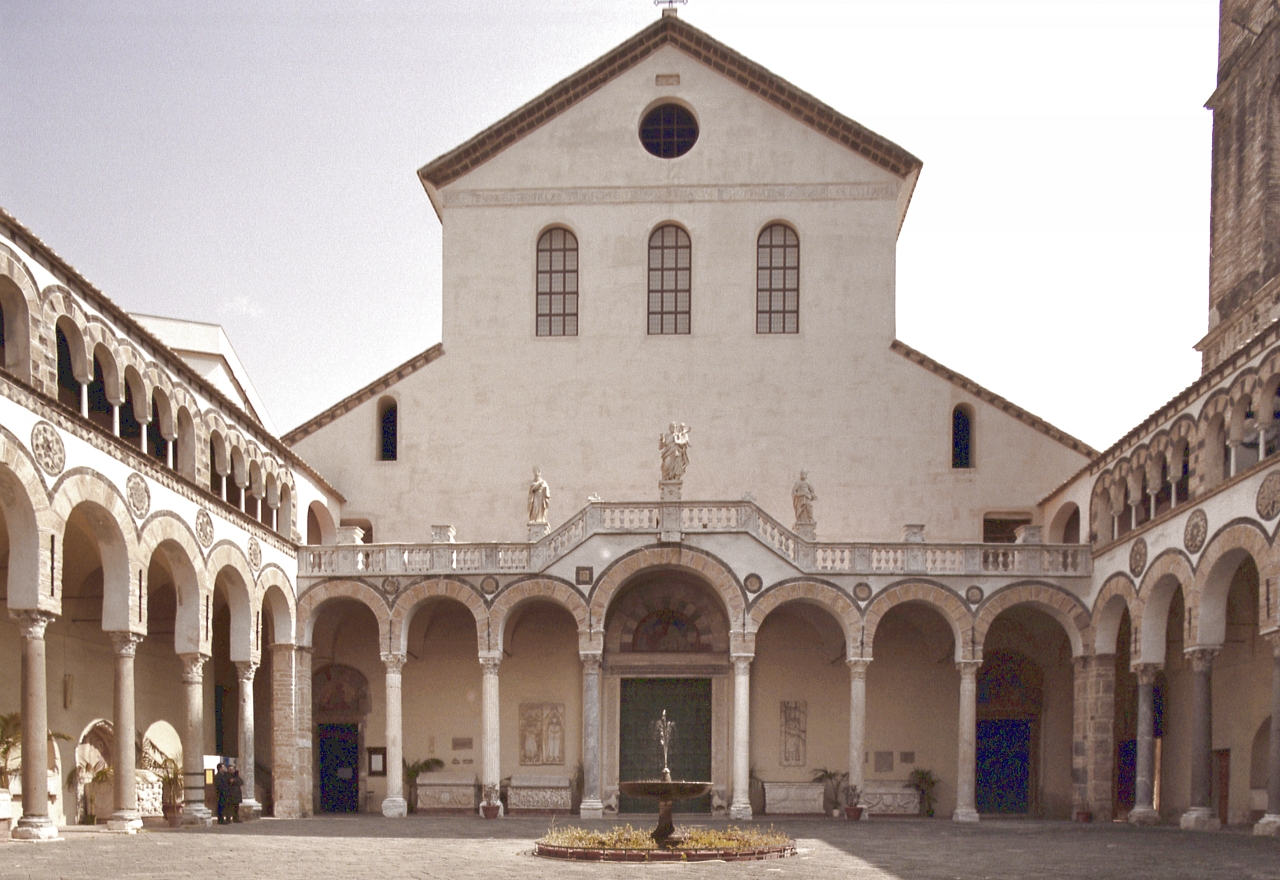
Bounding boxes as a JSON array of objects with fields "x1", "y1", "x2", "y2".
[
  {"x1": 952, "y1": 807, "x2": 980, "y2": 823},
  {"x1": 106, "y1": 811, "x2": 142, "y2": 833},
  {"x1": 1254, "y1": 813, "x2": 1280, "y2": 836},
  {"x1": 728, "y1": 802, "x2": 752, "y2": 821},
  {"x1": 238, "y1": 800, "x2": 262, "y2": 822},
  {"x1": 579, "y1": 799, "x2": 604, "y2": 820},
  {"x1": 1128, "y1": 806, "x2": 1160, "y2": 826},
  {"x1": 11, "y1": 816, "x2": 59, "y2": 840},
  {"x1": 181, "y1": 804, "x2": 215, "y2": 827},
  {"x1": 381, "y1": 797, "x2": 407, "y2": 818},
  {"x1": 1179, "y1": 807, "x2": 1220, "y2": 831}
]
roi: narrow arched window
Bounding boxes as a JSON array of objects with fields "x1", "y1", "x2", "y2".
[
  {"x1": 379, "y1": 397, "x2": 398, "y2": 461},
  {"x1": 56, "y1": 326, "x2": 80, "y2": 409},
  {"x1": 952, "y1": 406, "x2": 973, "y2": 469},
  {"x1": 147, "y1": 397, "x2": 168, "y2": 464},
  {"x1": 757, "y1": 224, "x2": 799, "y2": 333},
  {"x1": 648, "y1": 225, "x2": 690, "y2": 335},
  {"x1": 536, "y1": 228, "x2": 578, "y2": 336}
]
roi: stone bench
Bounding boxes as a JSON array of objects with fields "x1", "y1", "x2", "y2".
[
  {"x1": 762, "y1": 781, "x2": 825, "y2": 815},
  {"x1": 507, "y1": 775, "x2": 572, "y2": 814},
  {"x1": 416, "y1": 773, "x2": 478, "y2": 813},
  {"x1": 861, "y1": 780, "x2": 920, "y2": 816}
]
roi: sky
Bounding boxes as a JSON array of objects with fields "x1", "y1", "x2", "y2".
[{"x1": 1, "y1": 0, "x2": 1217, "y2": 450}]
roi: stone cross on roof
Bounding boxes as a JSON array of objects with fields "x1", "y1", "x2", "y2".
[{"x1": 655, "y1": 0, "x2": 686, "y2": 15}]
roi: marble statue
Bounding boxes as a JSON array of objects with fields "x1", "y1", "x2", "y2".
[
  {"x1": 792, "y1": 470, "x2": 817, "y2": 524},
  {"x1": 528, "y1": 468, "x2": 550, "y2": 523},
  {"x1": 660, "y1": 423, "x2": 691, "y2": 481}
]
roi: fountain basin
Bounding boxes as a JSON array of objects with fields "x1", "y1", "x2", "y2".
[
  {"x1": 533, "y1": 823, "x2": 796, "y2": 862},
  {"x1": 617, "y1": 781, "x2": 712, "y2": 802}
]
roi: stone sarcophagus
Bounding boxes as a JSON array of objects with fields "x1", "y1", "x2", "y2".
[
  {"x1": 762, "y1": 781, "x2": 825, "y2": 815},
  {"x1": 507, "y1": 775, "x2": 572, "y2": 813},
  {"x1": 416, "y1": 773, "x2": 478, "y2": 812},
  {"x1": 861, "y1": 780, "x2": 920, "y2": 816}
]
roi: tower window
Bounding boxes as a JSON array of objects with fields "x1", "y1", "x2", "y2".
[
  {"x1": 379, "y1": 398, "x2": 398, "y2": 461},
  {"x1": 953, "y1": 406, "x2": 973, "y2": 469}
]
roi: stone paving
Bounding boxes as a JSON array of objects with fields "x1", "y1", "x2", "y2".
[{"x1": 4, "y1": 816, "x2": 1280, "y2": 880}]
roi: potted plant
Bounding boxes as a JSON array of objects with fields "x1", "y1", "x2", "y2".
[
  {"x1": 906, "y1": 768, "x2": 939, "y2": 817},
  {"x1": 68, "y1": 759, "x2": 111, "y2": 825},
  {"x1": 403, "y1": 757, "x2": 444, "y2": 813},
  {"x1": 811, "y1": 767, "x2": 848, "y2": 816},
  {"x1": 481, "y1": 783, "x2": 501, "y2": 819},
  {"x1": 843, "y1": 785, "x2": 863, "y2": 821},
  {"x1": 157, "y1": 755, "x2": 184, "y2": 827}
]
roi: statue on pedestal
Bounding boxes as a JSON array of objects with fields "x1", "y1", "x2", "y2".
[
  {"x1": 528, "y1": 468, "x2": 551, "y2": 524},
  {"x1": 660, "y1": 423, "x2": 691, "y2": 482},
  {"x1": 792, "y1": 470, "x2": 817, "y2": 524}
]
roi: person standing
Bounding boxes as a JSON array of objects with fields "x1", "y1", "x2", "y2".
[
  {"x1": 214, "y1": 763, "x2": 229, "y2": 825},
  {"x1": 228, "y1": 765, "x2": 244, "y2": 822}
]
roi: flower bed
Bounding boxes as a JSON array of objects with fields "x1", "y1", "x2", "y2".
[{"x1": 533, "y1": 824, "x2": 796, "y2": 862}]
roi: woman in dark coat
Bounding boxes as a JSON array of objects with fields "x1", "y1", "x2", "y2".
[{"x1": 214, "y1": 764, "x2": 229, "y2": 824}]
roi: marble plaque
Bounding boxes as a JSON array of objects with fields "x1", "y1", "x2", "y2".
[
  {"x1": 780, "y1": 701, "x2": 807, "y2": 767},
  {"x1": 762, "y1": 781, "x2": 824, "y2": 815},
  {"x1": 507, "y1": 774, "x2": 572, "y2": 812},
  {"x1": 862, "y1": 780, "x2": 920, "y2": 815},
  {"x1": 519, "y1": 703, "x2": 566, "y2": 765}
]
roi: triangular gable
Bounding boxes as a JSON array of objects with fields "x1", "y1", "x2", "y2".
[{"x1": 417, "y1": 14, "x2": 922, "y2": 222}]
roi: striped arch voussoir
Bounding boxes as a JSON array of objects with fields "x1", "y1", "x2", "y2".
[
  {"x1": 588, "y1": 545, "x2": 745, "y2": 632},
  {"x1": 1091, "y1": 573, "x2": 1138, "y2": 656},
  {"x1": 974, "y1": 582, "x2": 1091, "y2": 658},
  {"x1": 747, "y1": 580, "x2": 861, "y2": 655},
  {"x1": 490, "y1": 577, "x2": 589, "y2": 651},
  {"x1": 389, "y1": 577, "x2": 488, "y2": 655},
  {"x1": 862, "y1": 581, "x2": 971, "y2": 661},
  {"x1": 299, "y1": 579, "x2": 392, "y2": 649}
]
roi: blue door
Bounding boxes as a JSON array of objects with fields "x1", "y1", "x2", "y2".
[
  {"x1": 976, "y1": 718, "x2": 1031, "y2": 814},
  {"x1": 319, "y1": 724, "x2": 359, "y2": 812}
]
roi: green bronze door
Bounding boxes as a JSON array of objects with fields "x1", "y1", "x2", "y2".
[{"x1": 618, "y1": 678, "x2": 712, "y2": 814}]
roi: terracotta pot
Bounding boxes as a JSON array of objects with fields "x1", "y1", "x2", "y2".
[
  {"x1": 845, "y1": 805, "x2": 864, "y2": 821},
  {"x1": 481, "y1": 803, "x2": 501, "y2": 819}
]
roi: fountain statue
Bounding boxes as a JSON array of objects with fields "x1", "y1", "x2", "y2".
[{"x1": 617, "y1": 710, "x2": 713, "y2": 847}]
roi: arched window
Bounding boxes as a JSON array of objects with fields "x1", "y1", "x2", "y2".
[
  {"x1": 87, "y1": 356, "x2": 113, "y2": 432},
  {"x1": 648, "y1": 225, "x2": 690, "y2": 335},
  {"x1": 147, "y1": 397, "x2": 169, "y2": 465},
  {"x1": 757, "y1": 224, "x2": 799, "y2": 333},
  {"x1": 378, "y1": 397, "x2": 398, "y2": 461},
  {"x1": 0, "y1": 277, "x2": 31, "y2": 382},
  {"x1": 952, "y1": 405, "x2": 973, "y2": 469},
  {"x1": 56, "y1": 325, "x2": 81, "y2": 410},
  {"x1": 119, "y1": 380, "x2": 142, "y2": 447},
  {"x1": 536, "y1": 228, "x2": 578, "y2": 337}
]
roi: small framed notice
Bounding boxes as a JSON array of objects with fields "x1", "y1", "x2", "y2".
[{"x1": 367, "y1": 747, "x2": 387, "y2": 777}]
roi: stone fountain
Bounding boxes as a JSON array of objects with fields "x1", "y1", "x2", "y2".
[{"x1": 617, "y1": 710, "x2": 712, "y2": 847}]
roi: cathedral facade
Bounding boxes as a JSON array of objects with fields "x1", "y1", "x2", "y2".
[{"x1": 3, "y1": 3, "x2": 1280, "y2": 837}]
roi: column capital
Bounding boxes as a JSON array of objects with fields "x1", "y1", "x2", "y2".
[
  {"x1": 846, "y1": 657, "x2": 872, "y2": 678},
  {"x1": 956, "y1": 659, "x2": 982, "y2": 677},
  {"x1": 178, "y1": 652, "x2": 209, "y2": 684},
  {"x1": 479, "y1": 652, "x2": 501, "y2": 675},
  {"x1": 109, "y1": 631, "x2": 145, "y2": 657},
  {"x1": 8, "y1": 609, "x2": 56, "y2": 640},
  {"x1": 731, "y1": 654, "x2": 754, "y2": 674},
  {"x1": 235, "y1": 660, "x2": 260, "y2": 683},
  {"x1": 579, "y1": 651, "x2": 602, "y2": 672},
  {"x1": 1184, "y1": 645, "x2": 1220, "y2": 671},
  {"x1": 1131, "y1": 662, "x2": 1162, "y2": 685},
  {"x1": 381, "y1": 652, "x2": 407, "y2": 674}
]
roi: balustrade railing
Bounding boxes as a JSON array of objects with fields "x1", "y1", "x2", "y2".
[{"x1": 296, "y1": 501, "x2": 1091, "y2": 578}]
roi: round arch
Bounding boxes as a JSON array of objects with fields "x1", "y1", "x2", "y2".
[
  {"x1": 298, "y1": 580, "x2": 392, "y2": 650},
  {"x1": 1136, "y1": 550, "x2": 1195, "y2": 665},
  {"x1": 747, "y1": 579, "x2": 861, "y2": 658},
  {"x1": 1092, "y1": 573, "x2": 1139, "y2": 656},
  {"x1": 51, "y1": 471, "x2": 139, "y2": 632},
  {"x1": 862, "y1": 581, "x2": 972, "y2": 661},
  {"x1": 489, "y1": 577, "x2": 589, "y2": 653},
  {"x1": 255, "y1": 564, "x2": 297, "y2": 646},
  {"x1": 0, "y1": 426, "x2": 58, "y2": 609},
  {"x1": 588, "y1": 545, "x2": 745, "y2": 638},
  {"x1": 207, "y1": 542, "x2": 256, "y2": 661},
  {"x1": 973, "y1": 582, "x2": 1091, "y2": 659},
  {"x1": 139, "y1": 514, "x2": 208, "y2": 655},
  {"x1": 306, "y1": 500, "x2": 337, "y2": 545},
  {"x1": 1190, "y1": 522, "x2": 1273, "y2": 646},
  {"x1": 389, "y1": 577, "x2": 487, "y2": 655}
]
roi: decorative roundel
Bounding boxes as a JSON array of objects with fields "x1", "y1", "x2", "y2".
[
  {"x1": 1183, "y1": 509, "x2": 1208, "y2": 555},
  {"x1": 125, "y1": 473, "x2": 150, "y2": 518},
  {"x1": 852, "y1": 582, "x2": 873, "y2": 602},
  {"x1": 743, "y1": 574, "x2": 763, "y2": 594},
  {"x1": 481, "y1": 576, "x2": 499, "y2": 596},
  {"x1": 965, "y1": 585, "x2": 985, "y2": 605},
  {"x1": 1129, "y1": 537, "x2": 1148, "y2": 577},
  {"x1": 640, "y1": 103, "x2": 698, "y2": 158},
  {"x1": 1258, "y1": 471, "x2": 1280, "y2": 520},
  {"x1": 247, "y1": 537, "x2": 262, "y2": 572},
  {"x1": 195, "y1": 509, "x2": 215, "y2": 548},
  {"x1": 30, "y1": 421, "x2": 65, "y2": 476}
]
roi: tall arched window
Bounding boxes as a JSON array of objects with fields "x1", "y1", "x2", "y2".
[
  {"x1": 536, "y1": 228, "x2": 578, "y2": 337},
  {"x1": 952, "y1": 405, "x2": 973, "y2": 469},
  {"x1": 147, "y1": 397, "x2": 169, "y2": 465},
  {"x1": 757, "y1": 224, "x2": 799, "y2": 333},
  {"x1": 379, "y1": 397, "x2": 398, "y2": 461},
  {"x1": 648, "y1": 225, "x2": 690, "y2": 335},
  {"x1": 56, "y1": 325, "x2": 81, "y2": 410}
]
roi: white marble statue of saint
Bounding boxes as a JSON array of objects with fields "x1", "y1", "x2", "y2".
[
  {"x1": 792, "y1": 469, "x2": 817, "y2": 524},
  {"x1": 660, "y1": 423, "x2": 691, "y2": 482},
  {"x1": 528, "y1": 468, "x2": 551, "y2": 524}
]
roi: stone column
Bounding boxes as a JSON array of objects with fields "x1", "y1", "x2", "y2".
[
  {"x1": 729, "y1": 654, "x2": 752, "y2": 820},
  {"x1": 1129, "y1": 663, "x2": 1161, "y2": 825},
  {"x1": 270, "y1": 643, "x2": 300, "y2": 819},
  {"x1": 381, "y1": 652, "x2": 407, "y2": 818},
  {"x1": 480, "y1": 652, "x2": 501, "y2": 816},
  {"x1": 1071, "y1": 655, "x2": 1089, "y2": 818},
  {"x1": 1180, "y1": 647, "x2": 1221, "y2": 831},
  {"x1": 178, "y1": 653, "x2": 213, "y2": 825},
  {"x1": 108, "y1": 631, "x2": 144, "y2": 832},
  {"x1": 953, "y1": 660, "x2": 981, "y2": 822},
  {"x1": 579, "y1": 652, "x2": 603, "y2": 819},
  {"x1": 1255, "y1": 635, "x2": 1280, "y2": 835},
  {"x1": 847, "y1": 658, "x2": 871, "y2": 815},
  {"x1": 10, "y1": 610, "x2": 57, "y2": 840},
  {"x1": 296, "y1": 646, "x2": 314, "y2": 817},
  {"x1": 1087, "y1": 654, "x2": 1116, "y2": 822},
  {"x1": 236, "y1": 661, "x2": 262, "y2": 820}
]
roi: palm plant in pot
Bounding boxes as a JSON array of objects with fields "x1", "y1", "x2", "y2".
[
  {"x1": 481, "y1": 783, "x2": 501, "y2": 819},
  {"x1": 843, "y1": 784, "x2": 863, "y2": 820},
  {"x1": 403, "y1": 757, "x2": 444, "y2": 813},
  {"x1": 67, "y1": 759, "x2": 111, "y2": 825},
  {"x1": 156, "y1": 756, "x2": 184, "y2": 827},
  {"x1": 810, "y1": 767, "x2": 848, "y2": 816},
  {"x1": 906, "y1": 768, "x2": 939, "y2": 817}
]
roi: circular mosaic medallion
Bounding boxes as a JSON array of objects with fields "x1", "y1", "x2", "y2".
[
  {"x1": 1129, "y1": 537, "x2": 1148, "y2": 577},
  {"x1": 1183, "y1": 509, "x2": 1208, "y2": 555},
  {"x1": 965, "y1": 585, "x2": 985, "y2": 605},
  {"x1": 247, "y1": 537, "x2": 262, "y2": 572},
  {"x1": 481, "y1": 575, "x2": 499, "y2": 596},
  {"x1": 125, "y1": 473, "x2": 150, "y2": 518},
  {"x1": 195, "y1": 509, "x2": 214, "y2": 548},
  {"x1": 1258, "y1": 470, "x2": 1280, "y2": 520},
  {"x1": 852, "y1": 582, "x2": 873, "y2": 602},
  {"x1": 30, "y1": 421, "x2": 64, "y2": 476},
  {"x1": 743, "y1": 573, "x2": 763, "y2": 594},
  {"x1": 381, "y1": 577, "x2": 403, "y2": 601}
]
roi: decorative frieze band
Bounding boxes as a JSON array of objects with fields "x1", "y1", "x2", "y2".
[{"x1": 441, "y1": 182, "x2": 897, "y2": 209}]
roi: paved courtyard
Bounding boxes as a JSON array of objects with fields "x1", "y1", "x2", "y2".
[{"x1": 4, "y1": 816, "x2": 1280, "y2": 880}]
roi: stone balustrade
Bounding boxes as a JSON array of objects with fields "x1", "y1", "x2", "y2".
[{"x1": 297, "y1": 500, "x2": 1091, "y2": 579}]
